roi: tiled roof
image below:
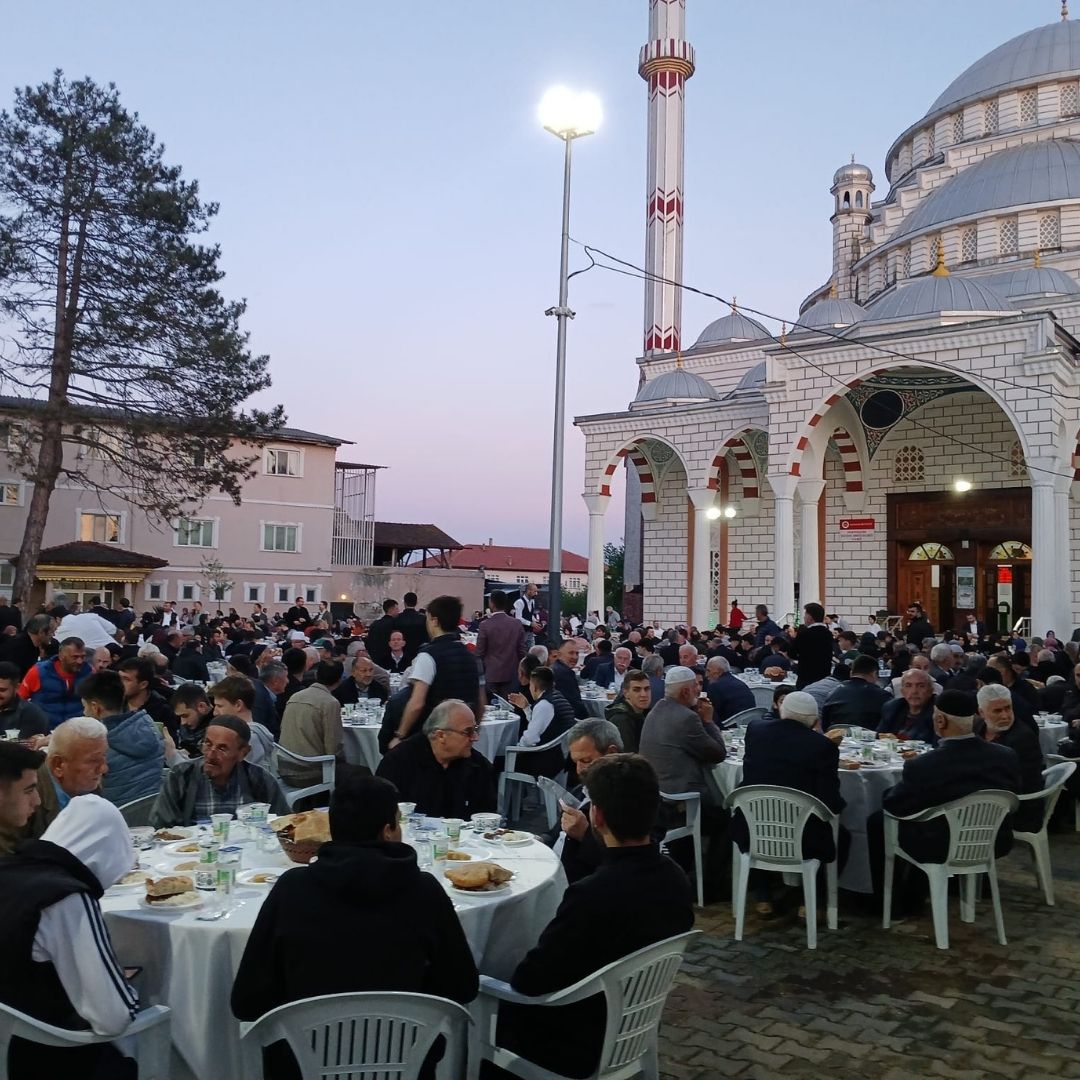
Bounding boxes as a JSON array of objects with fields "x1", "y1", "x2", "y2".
[
  {"x1": 420, "y1": 544, "x2": 588, "y2": 573},
  {"x1": 28, "y1": 541, "x2": 170, "y2": 569}
]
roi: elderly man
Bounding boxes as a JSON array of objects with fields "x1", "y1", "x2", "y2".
[
  {"x1": 0, "y1": 661, "x2": 50, "y2": 740},
  {"x1": 890, "y1": 653, "x2": 943, "y2": 698},
  {"x1": 604, "y1": 670, "x2": 652, "y2": 753},
  {"x1": 0, "y1": 742, "x2": 45, "y2": 840},
  {"x1": 580, "y1": 638, "x2": 614, "y2": 685},
  {"x1": 279, "y1": 660, "x2": 345, "y2": 788},
  {"x1": 476, "y1": 590, "x2": 526, "y2": 699},
  {"x1": 150, "y1": 715, "x2": 288, "y2": 827},
  {"x1": 0, "y1": 613, "x2": 54, "y2": 678},
  {"x1": 927, "y1": 642, "x2": 955, "y2": 686},
  {"x1": 610, "y1": 647, "x2": 634, "y2": 692},
  {"x1": 677, "y1": 642, "x2": 701, "y2": 671},
  {"x1": 867, "y1": 689, "x2": 1020, "y2": 914},
  {"x1": 333, "y1": 654, "x2": 389, "y2": 706},
  {"x1": 821, "y1": 654, "x2": 892, "y2": 731},
  {"x1": 376, "y1": 698, "x2": 497, "y2": 818},
  {"x1": 0, "y1": 716, "x2": 110, "y2": 854},
  {"x1": 704, "y1": 655, "x2": 755, "y2": 724},
  {"x1": 17, "y1": 637, "x2": 92, "y2": 731},
  {"x1": 976, "y1": 683, "x2": 1044, "y2": 831},
  {"x1": 878, "y1": 668, "x2": 938, "y2": 743}
]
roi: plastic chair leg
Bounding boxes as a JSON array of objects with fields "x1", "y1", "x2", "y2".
[
  {"x1": 960, "y1": 875, "x2": 976, "y2": 923},
  {"x1": 826, "y1": 859, "x2": 838, "y2": 931},
  {"x1": 882, "y1": 852, "x2": 895, "y2": 929},
  {"x1": 801, "y1": 863, "x2": 818, "y2": 950},
  {"x1": 988, "y1": 867, "x2": 1008, "y2": 945},
  {"x1": 927, "y1": 868, "x2": 950, "y2": 950},
  {"x1": 692, "y1": 827, "x2": 704, "y2": 909},
  {"x1": 640, "y1": 1039, "x2": 660, "y2": 1080},
  {"x1": 732, "y1": 848, "x2": 748, "y2": 942},
  {"x1": 1031, "y1": 834, "x2": 1054, "y2": 906}
]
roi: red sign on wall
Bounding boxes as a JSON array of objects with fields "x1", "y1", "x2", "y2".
[
  {"x1": 997, "y1": 566, "x2": 1013, "y2": 584},
  {"x1": 839, "y1": 517, "x2": 875, "y2": 532}
]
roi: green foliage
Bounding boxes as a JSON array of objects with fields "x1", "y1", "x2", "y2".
[
  {"x1": 560, "y1": 587, "x2": 587, "y2": 618},
  {"x1": 603, "y1": 541, "x2": 625, "y2": 612},
  {"x1": 200, "y1": 557, "x2": 235, "y2": 603}
]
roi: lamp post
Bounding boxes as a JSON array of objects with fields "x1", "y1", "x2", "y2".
[{"x1": 538, "y1": 86, "x2": 601, "y2": 642}]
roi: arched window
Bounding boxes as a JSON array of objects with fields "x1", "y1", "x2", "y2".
[
  {"x1": 989, "y1": 541, "x2": 1032, "y2": 560},
  {"x1": 893, "y1": 445, "x2": 925, "y2": 482},
  {"x1": 926, "y1": 126, "x2": 936, "y2": 158},
  {"x1": 909, "y1": 543, "x2": 955, "y2": 561},
  {"x1": 855, "y1": 191, "x2": 864, "y2": 208},
  {"x1": 842, "y1": 191, "x2": 851, "y2": 209},
  {"x1": 1039, "y1": 210, "x2": 1061, "y2": 250},
  {"x1": 1061, "y1": 81, "x2": 1080, "y2": 118},
  {"x1": 961, "y1": 226, "x2": 978, "y2": 263},
  {"x1": 952, "y1": 111, "x2": 965, "y2": 143}
]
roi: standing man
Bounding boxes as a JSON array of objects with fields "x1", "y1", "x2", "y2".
[
  {"x1": 0, "y1": 614, "x2": 55, "y2": 678},
  {"x1": 385, "y1": 631, "x2": 410, "y2": 674},
  {"x1": 753, "y1": 606, "x2": 782, "y2": 648},
  {"x1": 904, "y1": 603, "x2": 934, "y2": 649},
  {"x1": 17, "y1": 637, "x2": 92, "y2": 731},
  {"x1": 159, "y1": 600, "x2": 180, "y2": 629},
  {"x1": 284, "y1": 596, "x2": 312, "y2": 631},
  {"x1": 475, "y1": 590, "x2": 526, "y2": 700},
  {"x1": 365, "y1": 598, "x2": 399, "y2": 668},
  {"x1": 792, "y1": 602, "x2": 835, "y2": 689},
  {"x1": 279, "y1": 661, "x2": 345, "y2": 789},
  {"x1": 395, "y1": 592, "x2": 429, "y2": 662},
  {"x1": 513, "y1": 583, "x2": 543, "y2": 649}
]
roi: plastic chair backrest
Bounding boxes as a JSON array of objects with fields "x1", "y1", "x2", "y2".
[
  {"x1": 728, "y1": 785, "x2": 830, "y2": 864},
  {"x1": 504, "y1": 727, "x2": 573, "y2": 771},
  {"x1": 243, "y1": 991, "x2": 469, "y2": 1080},
  {"x1": 1021, "y1": 760, "x2": 1078, "y2": 831},
  {"x1": 941, "y1": 791, "x2": 1019, "y2": 866},
  {"x1": 727, "y1": 707, "x2": 767, "y2": 727},
  {"x1": 118, "y1": 792, "x2": 158, "y2": 827}
]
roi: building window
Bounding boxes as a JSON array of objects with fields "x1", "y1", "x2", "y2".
[
  {"x1": 275, "y1": 585, "x2": 291, "y2": 604},
  {"x1": 145, "y1": 580, "x2": 164, "y2": 602},
  {"x1": 1061, "y1": 82, "x2": 1080, "y2": 118},
  {"x1": 900, "y1": 246, "x2": 911, "y2": 279},
  {"x1": 0, "y1": 482, "x2": 21, "y2": 506},
  {"x1": 86, "y1": 432, "x2": 123, "y2": 462},
  {"x1": 262, "y1": 523, "x2": 299, "y2": 552},
  {"x1": 909, "y1": 542, "x2": 954, "y2": 561},
  {"x1": 1039, "y1": 210, "x2": 1061, "y2": 250},
  {"x1": 984, "y1": 99, "x2": 999, "y2": 135},
  {"x1": 952, "y1": 111, "x2": 964, "y2": 143},
  {"x1": 175, "y1": 518, "x2": 215, "y2": 547},
  {"x1": 893, "y1": 445, "x2": 925, "y2": 483},
  {"x1": 1010, "y1": 440, "x2": 1026, "y2": 479},
  {"x1": 0, "y1": 423, "x2": 19, "y2": 452},
  {"x1": 999, "y1": 217, "x2": 1019, "y2": 256},
  {"x1": 264, "y1": 448, "x2": 302, "y2": 477},
  {"x1": 79, "y1": 511, "x2": 121, "y2": 543},
  {"x1": 960, "y1": 226, "x2": 978, "y2": 263},
  {"x1": 177, "y1": 581, "x2": 199, "y2": 602},
  {"x1": 926, "y1": 235, "x2": 941, "y2": 272},
  {"x1": 1020, "y1": 89, "x2": 1038, "y2": 125},
  {"x1": 244, "y1": 583, "x2": 266, "y2": 604},
  {"x1": 989, "y1": 541, "x2": 1033, "y2": 560},
  {"x1": 516, "y1": 574, "x2": 529, "y2": 585}
]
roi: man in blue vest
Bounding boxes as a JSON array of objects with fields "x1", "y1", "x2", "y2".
[{"x1": 17, "y1": 637, "x2": 92, "y2": 730}]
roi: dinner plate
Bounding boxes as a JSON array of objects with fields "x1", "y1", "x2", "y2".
[
  {"x1": 137, "y1": 892, "x2": 203, "y2": 912},
  {"x1": 491, "y1": 831, "x2": 534, "y2": 846},
  {"x1": 237, "y1": 867, "x2": 289, "y2": 886},
  {"x1": 152, "y1": 826, "x2": 196, "y2": 842},
  {"x1": 108, "y1": 870, "x2": 153, "y2": 892},
  {"x1": 153, "y1": 860, "x2": 200, "y2": 875},
  {"x1": 448, "y1": 881, "x2": 512, "y2": 898},
  {"x1": 163, "y1": 839, "x2": 203, "y2": 856},
  {"x1": 443, "y1": 845, "x2": 492, "y2": 862}
]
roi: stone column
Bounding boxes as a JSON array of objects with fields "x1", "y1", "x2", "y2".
[
  {"x1": 687, "y1": 487, "x2": 716, "y2": 629},
  {"x1": 1053, "y1": 473, "x2": 1073, "y2": 637},
  {"x1": 797, "y1": 479, "x2": 826, "y2": 609},
  {"x1": 769, "y1": 474, "x2": 799, "y2": 623},
  {"x1": 582, "y1": 493, "x2": 610, "y2": 623},
  {"x1": 1030, "y1": 474, "x2": 1058, "y2": 637}
]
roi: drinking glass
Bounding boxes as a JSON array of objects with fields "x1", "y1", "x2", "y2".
[{"x1": 442, "y1": 818, "x2": 464, "y2": 846}]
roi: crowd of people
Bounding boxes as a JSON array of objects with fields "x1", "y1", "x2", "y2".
[{"x1": 0, "y1": 584, "x2": 1077, "y2": 1077}]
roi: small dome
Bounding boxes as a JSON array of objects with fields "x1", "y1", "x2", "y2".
[
  {"x1": 798, "y1": 297, "x2": 870, "y2": 330},
  {"x1": 833, "y1": 161, "x2": 873, "y2": 187},
  {"x1": 731, "y1": 362, "x2": 766, "y2": 393},
  {"x1": 984, "y1": 264, "x2": 1080, "y2": 299},
  {"x1": 694, "y1": 311, "x2": 769, "y2": 346},
  {"x1": 635, "y1": 367, "x2": 720, "y2": 404},
  {"x1": 866, "y1": 276, "x2": 1014, "y2": 321}
]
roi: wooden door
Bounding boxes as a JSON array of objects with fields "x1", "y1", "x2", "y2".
[{"x1": 897, "y1": 563, "x2": 934, "y2": 627}]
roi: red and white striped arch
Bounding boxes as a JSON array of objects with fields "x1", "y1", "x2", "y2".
[
  {"x1": 600, "y1": 444, "x2": 656, "y2": 503},
  {"x1": 707, "y1": 433, "x2": 760, "y2": 500},
  {"x1": 791, "y1": 380, "x2": 870, "y2": 495}
]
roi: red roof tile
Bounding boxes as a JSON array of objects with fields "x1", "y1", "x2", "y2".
[{"x1": 419, "y1": 544, "x2": 588, "y2": 574}]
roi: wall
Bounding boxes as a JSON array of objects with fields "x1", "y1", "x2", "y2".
[
  {"x1": 725, "y1": 478, "x2": 776, "y2": 618},
  {"x1": 642, "y1": 458, "x2": 689, "y2": 625},
  {"x1": 330, "y1": 567, "x2": 485, "y2": 626}
]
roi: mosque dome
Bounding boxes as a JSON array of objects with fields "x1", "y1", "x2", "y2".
[
  {"x1": 984, "y1": 263, "x2": 1080, "y2": 298},
  {"x1": 798, "y1": 296, "x2": 869, "y2": 330},
  {"x1": 634, "y1": 366, "x2": 720, "y2": 405},
  {"x1": 865, "y1": 274, "x2": 1014, "y2": 321},
  {"x1": 694, "y1": 310, "x2": 769, "y2": 346},
  {"x1": 730, "y1": 362, "x2": 766, "y2": 393},
  {"x1": 891, "y1": 140, "x2": 1080, "y2": 241},
  {"x1": 833, "y1": 161, "x2": 873, "y2": 187},
  {"x1": 927, "y1": 18, "x2": 1080, "y2": 118}
]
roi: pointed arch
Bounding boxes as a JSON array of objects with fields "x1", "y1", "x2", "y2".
[
  {"x1": 706, "y1": 432, "x2": 762, "y2": 501},
  {"x1": 828, "y1": 426, "x2": 863, "y2": 494},
  {"x1": 598, "y1": 434, "x2": 688, "y2": 503}
]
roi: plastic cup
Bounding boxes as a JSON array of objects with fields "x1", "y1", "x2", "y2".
[
  {"x1": 432, "y1": 831, "x2": 449, "y2": 861},
  {"x1": 5, "y1": 729, "x2": 18, "y2": 742},
  {"x1": 398, "y1": 801, "x2": 417, "y2": 821},
  {"x1": 442, "y1": 818, "x2": 464, "y2": 845},
  {"x1": 211, "y1": 814, "x2": 231, "y2": 842}
]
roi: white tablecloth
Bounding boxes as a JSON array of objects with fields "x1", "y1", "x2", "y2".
[
  {"x1": 581, "y1": 695, "x2": 611, "y2": 719},
  {"x1": 342, "y1": 723, "x2": 382, "y2": 772},
  {"x1": 714, "y1": 756, "x2": 901, "y2": 894},
  {"x1": 1039, "y1": 719, "x2": 1068, "y2": 757},
  {"x1": 477, "y1": 715, "x2": 521, "y2": 762},
  {"x1": 103, "y1": 834, "x2": 565, "y2": 1080}
]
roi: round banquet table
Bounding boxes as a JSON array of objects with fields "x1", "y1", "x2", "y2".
[
  {"x1": 713, "y1": 755, "x2": 902, "y2": 894},
  {"x1": 476, "y1": 713, "x2": 521, "y2": 762},
  {"x1": 102, "y1": 831, "x2": 566, "y2": 1080},
  {"x1": 342, "y1": 721, "x2": 382, "y2": 772},
  {"x1": 581, "y1": 693, "x2": 611, "y2": 719},
  {"x1": 1039, "y1": 718, "x2": 1068, "y2": 757}
]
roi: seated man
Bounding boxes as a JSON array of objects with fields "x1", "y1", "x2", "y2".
[
  {"x1": 0, "y1": 795, "x2": 140, "y2": 1079},
  {"x1": 167, "y1": 683, "x2": 215, "y2": 762},
  {"x1": 232, "y1": 774, "x2": 478, "y2": 1080},
  {"x1": 867, "y1": 689, "x2": 1021, "y2": 914},
  {"x1": 704, "y1": 656, "x2": 754, "y2": 724},
  {"x1": 279, "y1": 661, "x2": 345, "y2": 787},
  {"x1": 820, "y1": 654, "x2": 891, "y2": 731},
  {"x1": 376, "y1": 698, "x2": 497, "y2": 818},
  {"x1": 511, "y1": 665, "x2": 575, "y2": 776},
  {"x1": 976, "y1": 683, "x2": 1044, "y2": 832},
  {"x1": 78, "y1": 670, "x2": 164, "y2": 808},
  {"x1": 0, "y1": 661, "x2": 50, "y2": 740},
  {"x1": 579, "y1": 637, "x2": 613, "y2": 684},
  {"x1": 150, "y1": 716, "x2": 289, "y2": 827},
  {"x1": 604, "y1": 669, "x2": 652, "y2": 753},
  {"x1": 878, "y1": 669, "x2": 937, "y2": 744},
  {"x1": 0, "y1": 741, "x2": 45, "y2": 843},
  {"x1": 889, "y1": 653, "x2": 942, "y2": 698},
  {"x1": 756, "y1": 637, "x2": 792, "y2": 674},
  {"x1": 610, "y1": 648, "x2": 634, "y2": 693},
  {"x1": 208, "y1": 675, "x2": 274, "y2": 767},
  {"x1": 116, "y1": 656, "x2": 177, "y2": 741},
  {"x1": 496, "y1": 754, "x2": 694, "y2": 1077},
  {"x1": 332, "y1": 654, "x2": 389, "y2": 707}
]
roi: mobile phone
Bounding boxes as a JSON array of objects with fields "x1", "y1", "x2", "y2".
[{"x1": 123, "y1": 966, "x2": 143, "y2": 979}]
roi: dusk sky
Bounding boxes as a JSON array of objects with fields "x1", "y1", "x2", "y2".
[{"x1": 3, "y1": 0, "x2": 1050, "y2": 553}]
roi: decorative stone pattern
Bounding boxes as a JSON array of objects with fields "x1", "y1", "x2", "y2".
[{"x1": 893, "y1": 445, "x2": 925, "y2": 483}]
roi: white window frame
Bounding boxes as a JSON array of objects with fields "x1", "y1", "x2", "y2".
[
  {"x1": 177, "y1": 580, "x2": 201, "y2": 603},
  {"x1": 244, "y1": 582, "x2": 266, "y2": 604},
  {"x1": 0, "y1": 422, "x2": 20, "y2": 453},
  {"x1": 207, "y1": 581, "x2": 232, "y2": 604},
  {"x1": 301, "y1": 584, "x2": 321, "y2": 605},
  {"x1": 274, "y1": 584, "x2": 293, "y2": 604},
  {"x1": 144, "y1": 579, "x2": 166, "y2": 602},
  {"x1": 264, "y1": 447, "x2": 303, "y2": 477},
  {"x1": 0, "y1": 480, "x2": 24, "y2": 507},
  {"x1": 77, "y1": 509, "x2": 125, "y2": 544},
  {"x1": 173, "y1": 516, "x2": 218, "y2": 548},
  {"x1": 261, "y1": 521, "x2": 301, "y2": 553},
  {"x1": 516, "y1": 574, "x2": 530, "y2": 585},
  {"x1": 0, "y1": 563, "x2": 13, "y2": 600}
]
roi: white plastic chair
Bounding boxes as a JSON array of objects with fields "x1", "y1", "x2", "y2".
[
  {"x1": 117, "y1": 792, "x2": 158, "y2": 826},
  {"x1": 499, "y1": 728, "x2": 574, "y2": 827},
  {"x1": 726, "y1": 707, "x2": 767, "y2": 728},
  {"x1": 1012, "y1": 760, "x2": 1077, "y2": 906},
  {"x1": 660, "y1": 791, "x2": 704, "y2": 908},
  {"x1": 0, "y1": 1002, "x2": 170, "y2": 1080},
  {"x1": 882, "y1": 789, "x2": 1019, "y2": 950},
  {"x1": 241, "y1": 991, "x2": 469, "y2": 1080},
  {"x1": 1045, "y1": 753, "x2": 1080, "y2": 831},
  {"x1": 467, "y1": 930, "x2": 699, "y2": 1080},
  {"x1": 271, "y1": 744, "x2": 336, "y2": 809},
  {"x1": 726, "y1": 785, "x2": 840, "y2": 949}
]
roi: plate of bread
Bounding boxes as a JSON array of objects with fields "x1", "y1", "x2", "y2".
[
  {"x1": 237, "y1": 868, "x2": 286, "y2": 886},
  {"x1": 163, "y1": 839, "x2": 203, "y2": 856},
  {"x1": 444, "y1": 861, "x2": 514, "y2": 896},
  {"x1": 271, "y1": 811, "x2": 332, "y2": 863},
  {"x1": 139, "y1": 876, "x2": 202, "y2": 911}
]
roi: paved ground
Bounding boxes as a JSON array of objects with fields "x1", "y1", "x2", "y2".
[{"x1": 658, "y1": 823, "x2": 1080, "y2": 1079}]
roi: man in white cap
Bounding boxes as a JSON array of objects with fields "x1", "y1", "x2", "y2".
[{"x1": 0, "y1": 793, "x2": 140, "y2": 1077}]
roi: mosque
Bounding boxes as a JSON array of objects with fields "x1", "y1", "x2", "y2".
[{"x1": 576, "y1": 2, "x2": 1080, "y2": 639}]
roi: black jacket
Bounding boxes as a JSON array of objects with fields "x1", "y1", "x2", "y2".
[
  {"x1": 552, "y1": 659, "x2": 586, "y2": 719},
  {"x1": 251, "y1": 679, "x2": 281, "y2": 741},
  {"x1": 231, "y1": 840, "x2": 478, "y2": 1021},
  {"x1": 0, "y1": 632, "x2": 43, "y2": 678},
  {"x1": 729, "y1": 716, "x2": 844, "y2": 862},
  {"x1": 905, "y1": 616, "x2": 934, "y2": 647},
  {"x1": 500, "y1": 845, "x2": 694, "y2": 1077},
  {"x1": 172, "y1": 645, "x2": 210, "y2": 683},
  {"x1": 820, "y1": 677, "x2": 892, "y2": 731},
  {"x1": 878, "y1": 696, "x2": 937, "y2": 744},
  {"x1": 365, "y1": 615, "x2": 397, "y2": 667},
  {"x1": 395, "y1": 608, "x2": 429, "y2": 661},
  {"x1": 333, "y1": 677, "x2": 389, "y2": 707},
  {"x1": 976, "y1": 719, "x2": 1045, "y2": 832},
  {"x1": 792, "y1": 625, "x2": 833, "y2": 688},
  {"x1": 882, "y1": 735, "x2": 1021, "y2": 862},
  {"x1": 415, "y1": 633, "x2": 480, "y2": 727},
  {"x1": 375, "y1": 734, "x2": 497, "y2": 818}
]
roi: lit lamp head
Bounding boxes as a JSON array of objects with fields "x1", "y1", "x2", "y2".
[
  {"x1": 723, "y1": 506, "x2": 737, "y2": 519},
  {"x1": 705, "y1": 506, "x2": 722, "y2": 521},
  {"x1": 538, "y1": 86, "x2": 603, "y2": 140},
  {"x1": 954, "y1": 479, "x2": 972, "y2": 493}
]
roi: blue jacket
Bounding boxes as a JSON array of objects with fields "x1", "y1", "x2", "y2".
[
  {"x1": 706, "y1": 672, "x2": 755, "y2": 723},
  {"x1": 100, "y1": 708, "x2": 165, "y2": 807},
  {"x1": 28, "y1": 659, "x2": 93, "y2": 729}
]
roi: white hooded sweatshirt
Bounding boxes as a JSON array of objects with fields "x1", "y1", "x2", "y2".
[{"x1": 33, "y1": 794, "x2": 139, "y2": 1035}]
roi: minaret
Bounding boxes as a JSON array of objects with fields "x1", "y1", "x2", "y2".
[
  {"x1": 640, "y1": 0, "x2": 695, "y2": 355},
  {"x1": 830, "y1": 157, "x2": 874, "y2": 300}
]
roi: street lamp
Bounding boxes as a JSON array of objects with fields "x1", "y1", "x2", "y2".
[{"x1": 538, "y1": 86, "x2": 601, "y2": 640}]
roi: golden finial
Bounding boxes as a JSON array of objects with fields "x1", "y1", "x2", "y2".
[
  {"x1": 931, "y1": 238, "x2": 950, "y2": 277},
  {"x1": 780, "y1": 322, "x2": 788, "y2": 345},
  {"x1": 675, "y1": 351, "x2": 684, "y2": 369},
  {"x1": 829, "y1": 282, "x2": 838, "y2": 299},
  {"x1": 731, "y1": 296, "x2": 738, "y2": 314},
  {"x1": 1034, "y1": 248, "x2": 1042, "y2": 268}
]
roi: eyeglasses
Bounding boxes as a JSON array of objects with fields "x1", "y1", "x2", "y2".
[{"x1": 439, "y1": 725, "x2": 479, "y2": 738}]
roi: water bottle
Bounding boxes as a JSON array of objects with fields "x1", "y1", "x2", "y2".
[{"x1": 196, "y1": 832, "x2": 219, "y2": 892}]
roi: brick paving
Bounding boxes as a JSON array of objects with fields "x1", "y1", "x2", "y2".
[{"x1": 658, "y1": 826, "x2": 1080, "y2": 1079}]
